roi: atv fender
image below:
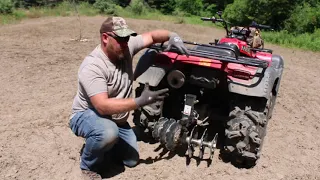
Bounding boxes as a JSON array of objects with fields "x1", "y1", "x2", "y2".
[
  {"x1": 228, "y1": 55, "x2": 284, "y2": 98},
  {"x1": 134, "y1": 49, "x2": 168, "y2": 87},
  {"x1": 270, "y1": 55, "x2": 284, "y2": 69}
]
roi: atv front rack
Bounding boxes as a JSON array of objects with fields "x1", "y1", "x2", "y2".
[{"x1": 149, "y1": 42, "x2": 269, "y2": 68}]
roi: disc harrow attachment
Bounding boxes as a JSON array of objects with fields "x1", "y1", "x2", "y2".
[{"x1": 186, "y1": 125, "x2": 218, "y2": 160}]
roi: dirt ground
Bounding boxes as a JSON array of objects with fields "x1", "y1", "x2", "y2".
[{"x1": 1, "y1": 16, "x2": 320, "y2": 180}]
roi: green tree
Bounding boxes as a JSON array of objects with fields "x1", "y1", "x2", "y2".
[
  {"x1": 222, "y1": 0, "x2": 250, "y2": 25},
  {"x1": 285, "y1": 2, "x2": 320, "y2": 33},
  {"x1": 12, "y1": 0, "x2": 63, "y2": 8},
  {"x1": 223, "y1": 0, "x2": 301, "y2": 30},
  {"x1": 0, "y1": 0, "x2": 14, "y2": 14},
  {"x1": 201, "y1": 0, "x2": 234, "y2": 10},
  {"x1": 128, "y1": 0, "x2": 147, "y2": 15},
  {"x1": 159, "y1": 0, "x2": 176, "y2": 14},
  {"x1": 176, "y1": 0, "x2": 203, "y2": 16},
  {"x1": 93, "y1": 0, "x2": 117, "y2": 14},
  {"x1": 114, "y1": 0, "x2": 131, "y2": 7},
  {"x1": 145, "y1": 0, "x2": 176, "y2": 14}
]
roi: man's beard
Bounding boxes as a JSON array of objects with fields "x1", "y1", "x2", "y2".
[
  {"x1": 117, "y1": 52, "x2": 125, "y2": 61},
  {"x1": 117, "y1": 48, "x2": 129, "y2": 61},
  {"x1": 107, "y1": 44, "x2": 127, "y2": 63},
  {"x1": 113, "y1": 49, "x2": 129, "y2": 67}
]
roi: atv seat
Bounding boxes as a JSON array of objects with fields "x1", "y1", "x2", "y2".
[{"x1": 193, "y1": 43, "x2": 240, "y2": 58}]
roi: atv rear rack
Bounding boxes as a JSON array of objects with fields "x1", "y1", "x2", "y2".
[{"x1": 149, "y1": 43, "x2": 269, "y2": 68}]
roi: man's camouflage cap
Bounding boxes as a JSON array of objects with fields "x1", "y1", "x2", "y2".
[{"x1": 100, "y1": 16, "x2": 137, "y2": 37}]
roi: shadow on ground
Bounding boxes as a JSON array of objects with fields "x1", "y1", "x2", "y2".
[{"x1": 132, "y1": 123, "x2": 258, "y2": 169}]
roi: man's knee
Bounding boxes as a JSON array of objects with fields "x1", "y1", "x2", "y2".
[{"x1": 92, "y1": 119, "x2": 119, "y2": 151}]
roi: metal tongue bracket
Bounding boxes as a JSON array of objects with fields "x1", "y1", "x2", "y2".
[{"x1": 182, "y1": 94, "x2": 218, "y2": 160}]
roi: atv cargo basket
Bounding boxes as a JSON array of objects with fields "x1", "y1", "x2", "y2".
[{"x1": 149, "y1": 42, "x2": 269, "y2": 68}]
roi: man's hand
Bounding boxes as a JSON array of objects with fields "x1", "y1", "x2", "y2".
[
  {"x1": 164, "y1": 32, "x2": 190, "y2": 56},
  {"x1": 135, "y1": 83, "x2": 169, "y2": 107}
]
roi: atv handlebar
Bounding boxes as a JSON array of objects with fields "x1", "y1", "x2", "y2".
[
  {"x1": 201, "y1": 16, "x2": 274, "y2": 31},
  {"x1": 250, "y1": 21, "x2": 273, "y2": 30},
  {"x1": 201, "y1": 17, "x2": 212, "y2": 21},
  {"x1": 201, "y1": 16, "x2": 230, "y2": 35},
  {"x1": 201, "y1": 17, "x2": 224, "y2": 23}
]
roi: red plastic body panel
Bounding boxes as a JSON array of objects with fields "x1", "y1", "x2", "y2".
[
  {"x1": 219, "y1": 38, "x2": 251, "y2": 56},
  {"x1": 219, "y1": 38, "x2": 273, "y2": 62},
  {"x1": 158, "y1": 51, "x2": 271, "y2": 81}
]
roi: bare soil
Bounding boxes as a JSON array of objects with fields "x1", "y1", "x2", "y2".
[{"x1": 1, "y1": 16, "x2": 320, "y2": 180}]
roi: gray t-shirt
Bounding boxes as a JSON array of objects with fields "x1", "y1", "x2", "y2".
[{"x1": 71, "y1": 35, "x2": 144, "y2": 121}]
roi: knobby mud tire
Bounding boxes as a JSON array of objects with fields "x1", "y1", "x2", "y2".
[{"x1": 223, "y1": 106, "x2": 269, "y2": 168}]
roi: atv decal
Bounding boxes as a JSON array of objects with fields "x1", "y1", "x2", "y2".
[
  {"x1": 199, "y1": 58, "x2": 211, "y2": 67},
  {"x1": 242, "y1": 45, "x2": 251, "y2": 54},
  {"x1": 183, "y1": 105, "x2": 192, "y2": 116}
]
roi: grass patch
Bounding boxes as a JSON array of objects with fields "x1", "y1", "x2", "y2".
[
  {"x1": 113, "y1": 7, "x2": 219, "y2": 28},
  {"x1": 0, "y1": 9, "x2": 26, "y2": 24},
  {"x1": 0, "y1": 1, "x2": 98, "y2": 24},
  {"x1": 263, "y1": 29, "x2": 320, "y2": 51}
]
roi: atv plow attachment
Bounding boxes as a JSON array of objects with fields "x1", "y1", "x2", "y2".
[
  {"x1": 186, "y1": 126, "x2": 218, "y2": 160},
  {"x1": 151, "y1": 117, "x2": 218, "y2": 160}
]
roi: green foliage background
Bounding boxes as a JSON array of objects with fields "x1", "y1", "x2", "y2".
[
  {"x1": 1, "y1": 0, "x2": 320, "y2": 51},
  {"x1": 3, "y1": 0, "x2": 320, "y2": 34}
]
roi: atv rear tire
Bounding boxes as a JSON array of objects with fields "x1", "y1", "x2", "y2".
[{"x1": 224, "y1": 103, "x2": 270, "y2": 168}]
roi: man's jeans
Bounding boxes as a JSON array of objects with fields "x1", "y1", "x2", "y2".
[{"x1": 69, "y1": 108, "x2": 139, "y2": 171}]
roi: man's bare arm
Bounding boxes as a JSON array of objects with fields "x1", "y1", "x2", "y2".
[
  {"x1": 141, "y1": 29, "x2": 190, "y2": 56},
  {"x1": 90, "y1": 92, "x2": 138, "y2": 116},
  {"x1": 90, "y1": 84, "x2": 168, "y2": 117},
  {"x1": 141, "y1": 29, "x2": 171, "y2": 48}
]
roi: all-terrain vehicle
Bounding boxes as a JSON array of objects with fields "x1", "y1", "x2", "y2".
[{"x1": 133, "y1": 12, "x2": 284, "y2": 168}]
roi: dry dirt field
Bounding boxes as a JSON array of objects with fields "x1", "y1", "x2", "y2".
[{"x1": 1, "y1": 16, "x2": 320, "y2": 180}]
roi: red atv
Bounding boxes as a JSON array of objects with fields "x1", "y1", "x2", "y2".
[
  {"x1": 200, "y1": 11, "x2": 275, "y2": 57},
  {"x1": 133, "y1": 12, "x2": 284, "y2": 168}
]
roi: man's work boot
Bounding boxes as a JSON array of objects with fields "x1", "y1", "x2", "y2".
[{"x1": 81, "y1": 170, "x2": 102, "y2": 180}]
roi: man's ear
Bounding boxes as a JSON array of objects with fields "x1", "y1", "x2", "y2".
[{"x1": 101, "y1": 33, "x2": 109, "y2": 44}]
